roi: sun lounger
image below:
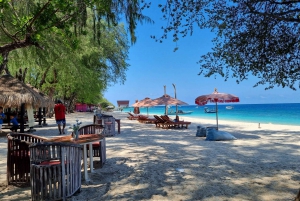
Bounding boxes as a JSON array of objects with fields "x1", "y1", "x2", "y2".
[
  {"x1": 160, "y1": 115, "x2": 191, "y2": 129},
  {"x1": 127, "y1": 112, "x2": 139, "y2": 120},
  {"x1": 137, "y1": 115, "x2": 157, "y2": 124},
  {"x1": 153, "y1": 115, "x2": 167, "y2": 128},
  {"x1": 153, "y1": 115, "x2": 177, "y2": 129}
]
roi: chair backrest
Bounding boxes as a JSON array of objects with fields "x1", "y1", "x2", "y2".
[
  {"x1": 29, "y1": 142, "x2": 81, "y2": 164},
  {"x1": 29, "y1": 142, "x2": 82, "y2": 200},
  {"x1": 6, "y1": 133, "x2": 48, "y2": 185},
  {"x1": 78, "y1": 124, "x2": 104, "y2": 135},
  {"x1": 153, "y1": 115, "x2": 165, "y2": 123},
  {"x1": 160, "y1": 115, "x2": 172, "y2": 123}
]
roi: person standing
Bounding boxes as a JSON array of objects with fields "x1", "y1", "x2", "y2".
[
  {"x1": 133, "y1": 100, "x2": 140, "y2": 114},
  {"x1": 0, "y1": 107, "x2": 6, "y2": 133},
  {"x1": 54, "y1": 100, "x2": 66, "y2": 134}
]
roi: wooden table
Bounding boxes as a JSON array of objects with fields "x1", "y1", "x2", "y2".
[{"x1": 45, "y1": 134, "x2": 104, "y2": 182}]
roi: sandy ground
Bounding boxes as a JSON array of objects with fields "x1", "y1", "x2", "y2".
[{"x1": 0, "y1": 111, "x2": 299, "y2": 201}]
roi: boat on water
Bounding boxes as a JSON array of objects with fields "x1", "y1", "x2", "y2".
[
  {"x1": 226, "y1": 106, "x2": 234, "y2": 109},
  {"x1": 167, "y1": 109, "x2": 193, "y2": 115},
  {"x1": 204, "y1": 107, "x2": 216, "y2": 113}
]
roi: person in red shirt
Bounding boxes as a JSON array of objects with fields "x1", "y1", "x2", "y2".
[{"x1": 54, "y1": 100, "x2": 66, "y2": 134}]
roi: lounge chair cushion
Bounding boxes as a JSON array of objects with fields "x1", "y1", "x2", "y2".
[{"x1": 205, "y1": 128, "x2": 237, "y2": 141}]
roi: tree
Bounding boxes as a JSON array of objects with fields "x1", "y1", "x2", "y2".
[
  {"x1": 156, "y1": 0, "x2": 300, "y2": 89},
  {"x1": 8, "y1": 18, "x2": 130, "y2": 107},
  {"x1": 0, "y1": 0, "x2": 152, "y2": 73}
]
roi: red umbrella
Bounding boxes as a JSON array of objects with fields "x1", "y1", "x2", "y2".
[{"x1": 195, "y1": 88, "x2": 240, "y2": 129}]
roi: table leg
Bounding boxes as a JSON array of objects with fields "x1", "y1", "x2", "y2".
[
  {"x1": 83, "y1": 144, "x2": 89, "y2": 181},
  {"x1": 89, "y1": 142, "x2": 94, "y2": 173},
  {"x1": 115, "y1": 119, "x2": 120, "y2": 134}
]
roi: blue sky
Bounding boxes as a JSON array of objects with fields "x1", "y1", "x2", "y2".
[{"x1": 104, "y1": 2, "x2": 299, "y2": 106}]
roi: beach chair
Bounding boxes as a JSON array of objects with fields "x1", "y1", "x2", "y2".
[
  {"x1": 160, "y1": 115, "x2": 191, "y2": 129},
  {"x1": 153, "y1": 115, "x2": 176, "y2": 129},
  {"x1": 153, "y1": 115, "x2": 167, "y2": 128},
  {"x1": 127, "y1": 112, "x2": 139, "y2": 120},
  {"x1": 137, "y1": 115, "x2": 157, "y2": 124}
]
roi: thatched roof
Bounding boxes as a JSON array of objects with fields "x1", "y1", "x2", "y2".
[
  {"x1": 0, "y1": 74, "x2": 45, "y2": 108},
  {"x1": 27, "y1": 84, "x2": 54, "y2": 108}
]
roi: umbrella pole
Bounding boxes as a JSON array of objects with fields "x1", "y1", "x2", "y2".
[
  {"x1": 215, "y1": 102, "x2": 218, "y2": 130},
  {"x1": 147, "y1": 107, "x2": 149, "y2": 116},
  {"x1": 172, "y1": 83, "x2": 179, "y2": 120}
]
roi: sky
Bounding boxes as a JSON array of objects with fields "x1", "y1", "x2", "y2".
[{"x1": 103, "y1": 2, "x2": 300, "y2": 106}]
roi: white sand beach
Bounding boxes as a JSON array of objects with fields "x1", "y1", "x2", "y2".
[{"x1": 0, "y1": 111, "x2": 299, "y2": 201}]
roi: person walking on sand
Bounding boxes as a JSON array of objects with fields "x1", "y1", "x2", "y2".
[
  {"x1": 0, "y1": 107, "x2": 6, "y2": 133},
  {"x1": 54, "y1": 100, "x2": 66, "y2": 135}
]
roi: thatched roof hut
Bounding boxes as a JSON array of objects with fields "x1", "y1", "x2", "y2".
[
  {"x1": 26, "y1": 84, "x2": 54, "y2": 108},
  {"x1": 0, "y1": 74, "x2": 45, "y2": 108}
]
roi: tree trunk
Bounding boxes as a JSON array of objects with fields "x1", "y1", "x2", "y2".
[{"x1": 0, "y1": 51, "x2": 10, "y2": 74}]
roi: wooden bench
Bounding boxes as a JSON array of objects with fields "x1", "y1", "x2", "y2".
[
  {"x1": 77, "y1": 124, "x2": 106, "y2": 167},
  {"x1": 6, "y1": 133, "x2": 48, "y2": 185}
]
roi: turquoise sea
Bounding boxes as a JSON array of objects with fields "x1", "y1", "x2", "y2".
[{"x1": 122, "y1": 103, "x2": 300, "y2": 126}]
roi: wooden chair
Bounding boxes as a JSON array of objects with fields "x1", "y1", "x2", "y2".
[
  {"x1": 153, "y1": 115, "x2": 166, "y2": 127},
  {"x1": 127, "y1": 112, "x2": 139, "y2": 120},
  {"x1": 6, "y1": 133, "x2": 48, "y2": 185},
  {"x1": 30, "y1": 142, "x2": 82, "y2": 201},
  {"x1": 137, "y1": 115, "x2": 157, "y2": 124},
  {"x1": 160, "y1": 115, "x2": 191, "y2": 129},
  {"x1": 77, "y1": 124, "x2": 106, "y2": 167}
]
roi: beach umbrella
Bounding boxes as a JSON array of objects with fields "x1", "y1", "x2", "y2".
[
  {"x1": 132, "y1": 97, "x2": 156, "y2": 115},
  {"x1": 195, "y1": 88, "x2": 240, "y2": 129},
  {"x1": 152, "y1": 94, "x2": 188, "y2": 115}
]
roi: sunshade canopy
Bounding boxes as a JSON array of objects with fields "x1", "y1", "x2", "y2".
[
  {"x1": 0, "y1": 74, "x2": 45, "y2": 108},
  {"x1": 195, "y1": 88, "x2": 240, "y2": 129},
  {"x1": 132, "y1": 97, "x2": 156, "y2": 107},
  {"x1": 152, "y1": 94, "x2": 188, "y2": 106},
  {"x1": 195, "y1": 89, "x2": 240, "y2": 105},
  {"x1": 27, "y1": 84, "x2": 54, "y2": 108}
]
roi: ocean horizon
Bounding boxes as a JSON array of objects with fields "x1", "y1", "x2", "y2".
[{"x1": 121, "y1": 103, "x2": 300, "y2": 126}]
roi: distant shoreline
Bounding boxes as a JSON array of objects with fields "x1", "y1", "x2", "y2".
[{"x1": 120, "y1": 102, "x2": 300, "y2": 126}]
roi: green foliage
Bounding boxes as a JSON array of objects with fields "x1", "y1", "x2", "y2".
[
  {"x1": 100, "y1": 101, "x2": 109, "y2": 109},
  {"x1": 8, "y1": 13, "x2": 130, "y2": 106},
  {"x1": 157, "y1": 0, "x2": 300, "y2": 90},
  {"x1": 0, "y1": 0, "x2": 151, "y2": 56}
]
